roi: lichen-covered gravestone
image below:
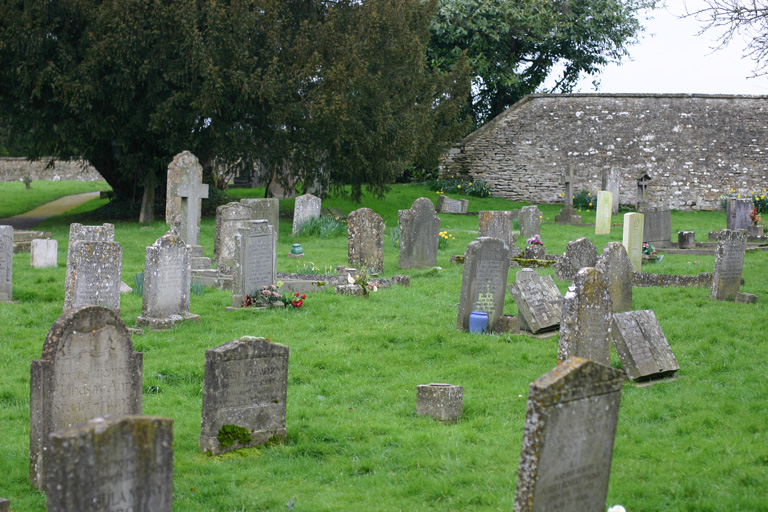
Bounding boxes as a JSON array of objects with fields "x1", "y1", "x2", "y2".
[
  {"x1": 555, "y1": 237, "x2": 598, "y2": 281},
  {"x1": 457, "y1": 237, "x2": 510, "y2": 332},
  {"x1": 30, "y1": 238, "x2": 58, "y2": 268},
  {"x1": 611, "y1": 310, "x2": 680, "y2": 380},
  {"x1": 622, "y1": 212, "x2": 644, "y2": 272},
  {"x1": 30, "y1": 306, "x2": 142, "y2": 490},
  {"x1": 595, "y1": 191, "x2": 613, "y2": 235},
  {"x1": 136, "y1": 229, "x2": 199, "y2": 329},
  {"x1": 520, "y1": 206, "x2": 542, "y2": 240},
  {"x1": 596, "y1": 242, "x2": 633, "y2": 313},
  {"x1": 292, "y1": 193, "x2": 322, "y2": 235},
  {"x1": 215, "y1": 202, "x2": 257, "y2": 274},
  {"x1": 0, "y1": 225, "x2": 12, "y2": 301},
  {"x1": 47, "y1": 416, "x2": 172, "y2": 512},
  {"x1": 726, "y1": 197, "x2": 753, "y2": 231},
  {"x1": 166, "y1": 150, "x2": 204, "y2": 226},
  {"x1": 200, "y1": 337, "x2": 289, "y2": 455},
  {"x1": 478, "y1": 211, "x2": 516, "y2": 253},
  {"x1": 231, "y1": 221, "x2": 277, "y2": 308},
  {"x1": 347, "y1": 207, "x2": 384, "y2": 273},
  {"x1": 436, "y1": 195, "x2": 468, "y2": 214},
  {"x1": 558, "y1": 267, "x2": 613, "y2": 366},
  {"x1": 65, "y1": 223, "x2": 115, "y2": 301},
  {"x1": 240, "y1": 198, "x2": 280, "y2": 241},
  {"x1": 398, "y1": 198, "x2": 440, "y2": 269},
  {"x1": 507, "y1": 272, "x2": 562, "y2": 333},
  {"x1": 514, "y1": 358, "x2": 623, "y2": 512},
  {"x1": 416, "y1": 384, "x2": 463, "y2": 422},
  {"x1": 710, "y1": 229, "x2": 747, "y2": 300},
  {"x1": 63, "y1": 241, "x2": 123, "y2": 313}
]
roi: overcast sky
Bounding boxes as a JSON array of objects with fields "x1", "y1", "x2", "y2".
[{"x1": 567, "y1": 0, "x2": 768, "y2": 95}]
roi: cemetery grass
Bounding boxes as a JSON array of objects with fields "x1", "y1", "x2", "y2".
[
  {"x1": 1, "y1": 185, "x2": 767, "y2": 511},
  {"x1": 0, "y1": 180, "x2": 112, "y2": 218}
]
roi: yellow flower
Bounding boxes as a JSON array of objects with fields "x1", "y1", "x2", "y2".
[
  {"x1": 737, "y1": 194, "x2": 741, "y2": 198},
  {"x1": 457, "y1": 185, "x2": 461, "y2": 189},
  {"x1": 762, "y1": 195, "x2": 765, "y2": 200},
  {"x1": 468, "y1": 182, "x2": 473, "y2": 186},
  {"x1": 589, "y1": 202, "x2": 593, "y2": 206}
]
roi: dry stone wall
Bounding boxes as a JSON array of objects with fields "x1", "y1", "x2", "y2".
[
  {"x1": 440, "y1": 94, "x2": 768, "y2": 211},
  {"x1": 0, "y1": 157, "x2": 103, "y2": 182}
]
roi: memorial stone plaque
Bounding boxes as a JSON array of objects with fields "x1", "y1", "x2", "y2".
[
  {"x1": 457, "y1": 237, "x2": 510, "y2": 332},
  {"x1": 555, "y1": 237, "x2": 598, "y2": 281},
  {"x1": 437, "y1": 195, "x2": 469, "y2": 214},
  {"x1": 347, "y1": 207, "x2": 385, "y2": 273},
  {"x1": 240, "y1": 198, "x2": 280, "y2": 240},
  {"x1": 520, "y1": 206, "x2": 542, "y2": 240},
  {"x1": 0, "y1": 225, "x2": 12, "y2": 301},
  {"x1": 231, "y1": 221, "x2": 277, "y2": 308},
  {"x1": 514, "y1": 358, "x2": 623, "y2": 512},
  {"x1": 200, "y1": 337, "x2": 289, "y2": 455},
  {"x1": 726, "y1": 197, "x2": 753, "y2": 231},
  {"x1": 30, "y1": 238, "x2": 58, "y2": 268},
  {"x1": 508, "y1": 274, "x2": 563, "y2": 333},
  {"x1": 596, "y1": 242, "x2": 633, "y2": 313},
  {"x1": 611, "y1": 310, "x2": 680, "y2": 380},
  {"x1": 215, "y1": 202, "x2": 256, "y2": 274},
  {"x1": 478, "y1": 211, "x2": 516, "y2": 252},
  {"x1": 30, "y1": 306, "x2": 142, "y2": 490},
  {"x1": 622, "y1": 212, "x2": 644, "y2": 272},
  {"x1": 398, "y1": 198, "x2": 440, "y2": 269},
  {"x1": 595, "y1": 191, "x2": 613, "y2": 235},
  {"x1": 47, "y1": 416, "x2": 172, "y2": 512},
  {"x1": 710, "y1": 229, "x2": 747, "y2": 300},
  {"x1": 64, "y1": 241, "x2": 123, "y2": 312},
  {"x1": 292, "y1": 193, "x2": 322, "y2": 234}
]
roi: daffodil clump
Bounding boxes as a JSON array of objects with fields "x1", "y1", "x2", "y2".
[
  {"x1": 438, "y1": 230, "x2": 456, "y2": 249},
  {"x1": 572, "y1": 189, "x2": 597, "y2": 210},
  {"x1": 428, "y1": 177, "x2": 492, "y2": 197}
]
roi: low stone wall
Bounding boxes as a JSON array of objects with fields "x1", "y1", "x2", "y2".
[
  {"x1": 631, "y1": 272, "x2": 713, "y2": 288},
  {"x1": 0, "y1": 157, "x2": 103, "y2": 182}
]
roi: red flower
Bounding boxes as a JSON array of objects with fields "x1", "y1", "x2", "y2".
[{"x1": 301, "y1": 294, "x2": 306, "y2": 299}]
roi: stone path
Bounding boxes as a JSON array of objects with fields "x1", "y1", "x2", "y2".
[{"x1": 0, "y1": 191, "x2": 101, "y2": 229}]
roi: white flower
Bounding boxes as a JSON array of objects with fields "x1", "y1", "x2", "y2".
[
  {"x1": 608, "y1": 506, "x2": 626, "y2": 512},
  {"x1": 372, "y1": 285, "x2": 378, "y2": 293},
  {"x1": 347, "y1": 273, "x2": 355, "y2": 284}
]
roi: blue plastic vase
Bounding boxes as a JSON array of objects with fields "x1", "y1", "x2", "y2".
[{"x1": 469, "y1": 311, "x2": 489, "y2": 334}]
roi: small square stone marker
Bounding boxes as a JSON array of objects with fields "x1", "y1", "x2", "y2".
[{"x1": 416, "y1": 383, "x2": 463, "y2": 422}]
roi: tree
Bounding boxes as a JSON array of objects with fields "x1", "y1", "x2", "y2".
[{"x1": 428, "y1": 0, "x2": 656, "y2": 126}]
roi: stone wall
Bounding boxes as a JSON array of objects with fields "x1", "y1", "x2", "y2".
[
  {"x1": 0, "y1": 157, "x2": 103, "y2": 182},
  {"x1": 439, "y1": 94, "x2": 768, "y2": 211}
]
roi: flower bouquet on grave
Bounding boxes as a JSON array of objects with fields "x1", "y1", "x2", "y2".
[
  {"x1": 243, "y1": 283, "x2": 285, "y2": 308},
  {"x1": 642, "y1": 242, "x2": 663, "y2": 263},
  {"x1": 347, "y1": 268, "x2": 378, "y2": 299},
  {"x1": 287, "y1": 292, "x2": 307, "y2": 309},
  {"x1": 524, "y1": 234, "x2": 546, "y2": 259}
]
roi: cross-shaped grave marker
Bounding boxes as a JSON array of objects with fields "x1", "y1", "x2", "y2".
[{"x1": 171, "y1": 181, "x2": 209, "y2": 246}]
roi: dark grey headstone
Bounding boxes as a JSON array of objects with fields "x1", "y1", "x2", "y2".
[
  {"x1": 0, "y1": 225, "x2": 12, "y2": 301},
  {"x1": 508, "y1": 274, "x2": 562, "y2": 333},
  {"x1": 611, "y1": 310, "x2": 680, "y2": 380},
  {"x1": 200, "y1": 337, "x2": 289, "y2": 455},
  {"x1": 726, "y1": 197, "x2": 753, "y2": 231},
  {"x1": 457, "y1": 237, "x2": 510, "y2": 332},
  {"x1": 240, "y1": 198, "x2": 280, "y2": 241},
  {"x1": 478, "y1": 211, "x2": 516, "y2": 251},
  {"x1": 398, "y1": 198, "x2": 440, "y2": 269},
  {"x1": 678, "y1": 231, "x2": 696, "y2": 249},
  {"x1": 30, "y1": 306, "x2": 142, "y2": 490},
  {"x1": 347, "y1": 207, "x2": 385, "y2": 273},
  {"x1": 710, "y1": 229, "x2": 747, "y2": 300},
  {"x1": 639, "y1": 207, "x2": 671, "y2": 247},
  {"x1": 520, "y1": 206, "x2": 542, "y2": 240},
  {"x1": 292, "y1": 194, "x2": 322, "y2": 234},
  {"x1": 596, "y1": 242, "x2": 633, "y2": 313},
  {"x1": 514, "y1": 358, "x2": 623, "y2": 512},
  {"x1": 231, "y1": 221, "x2": 277, "y2": 308},
  {"x1": 63, "y1": 241, "x2": 123, "y2": 312},
  {"x1": 47, "y1": 416, "x2": 172, "y2": 512},
  {"x1": 215, "y1": 202, "x2": 256, "y2": 274},
  {"x1": 555, "y1": 237, "x2": 598, "y2": 281}
]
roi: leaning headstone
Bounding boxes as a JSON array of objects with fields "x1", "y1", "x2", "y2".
[
  {"x1": 398, "y1": 198, "x2": 440, "y2": 269},
  {"x1": 437, "y1": 195, "x2": 469, "y2": 214},
  {"x1": 0, "y1": 226, "x2": 12, "y2": 301},
  {"x1": 416, "y1": 383, "x2": 463, "y2": 422},
  {"x1": 601, "y1": 168, "x2": 621, "y2": 214},
  {"x1": 30, "y1": 238, "x2": 58, "y2": 268},
  {"x1": 507, "y1": 273, "x2": 562, "y2": 333},
  {"x1": 622, "y1": 212, "x2": 644, "y2": 272},
  {"x1": 710, "y1": 229, "x2": 747, "y2": 301},
  {"x1": 166, "y1": 150, "x2": 204, "y2": 226},
  {"x1": 47, "y1": 416, "x2": 172, "y2": 512},
  {"x1": 292, "y1": 193, "x2": 322, "y2": 235},
  {"x1": 520, "y1": 206, "x2": 542, "y2": 240},
  {"x1": 554, "y1": 168, "x2": 582, "y2": 224},
  {"x1": 29, "y1": 306, "x2": 142, "y2": 490},
  {"x1": 214, "y1": 202, "x2": 256, "y2": 274},
  {"x1": 240, "y1": 198, "x2": 280, "y2": 240},
  {"x1": 726, "y1": 197, "x2": 753, "y2": 231},
  {"x1": 230, "y1": 221, "x2": 277, "y2": 308},
  {"x1": 639, "y1": 207, "x2": 672, "y2": 248},
  {"x1": 478, "y1": 211, "x2": 516, "y2": 252},
  {"x1": 595, "y1": 191, "x2": 613, "y2": 235},
  {"x1": 558, "y1": 267, "x2": 613, "y2": 366},
  {"x1": 347, "y1": 207, "x2": 384, "y2": 273},
  {"x1": 678, "y1": 231, "x2": 696, "y2": 249},
  {"x1": 514, "y1": 358, "x2": 623, "y2": 512},
  {"x1": 136, "y1": 229, "x2": 199, "y2": 330},
  {"x1": 456, "y1": 237, "x2": 510, "y2": 332},
  {"x1": 555, "y1": 237, "x2": 598, "y2": 281},
  {"x1": 63, "y1": 241, "x2": 123, "y2": 312},
  {"x1": 611, "y1": 310, "x2": 680, "y2": 380},
  {"x1": 596, "y1": 242, "x2": 633, "y2": 313},
  {"x1": 200, "y1": 337, "x2": 289, "y2": 455}
]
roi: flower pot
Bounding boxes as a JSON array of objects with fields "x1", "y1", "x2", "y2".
[
  {"x1": 290, "y1": 243, "x2": 304, "y2": 255},
  {"x1": 469, "y1": 311, "x2": 489, "y2": 334}
]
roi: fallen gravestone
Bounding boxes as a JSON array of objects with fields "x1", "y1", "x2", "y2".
[
  {"x1": 347, "y1": 207, "x2": 384, "y2": 273},
  {"x1": 456, "y1": 237, "x2": 510, "y2": 332},
  {"x1": 63, "y1": 241, "x2": 123, "y2": 312},
  {"x1": 398, "y1": 198, "x2": 440, "y2": 269},
  {"x1": 555, "y1": 237, "x2": 598, "y2": 281},
  {"x1": 230, "y1": 221, "x2": 277, "y2": 309},
  {"x1": 437, "y1": 195, "x2": 469, "y2": 214},
  {"x1": 622, "y1": 212, "x2": 644, "y2": 272},
  {"x1": 520, "y1": 206, "x2": 542, "y2": 240},
  {"x1": 0, "y1": 225, "x2": 12, "y2": 301},
  {"x1": 200, "y1": 337, "x2": 289, "y2": 455},
  {"x1": 507, "y1": 272, "x2": 562, "y2": 333},
  {"x1": 611, "y1": 310, "x2": 680, "y2": 380},
  {"x1": 30, "y1": 238, "x2": 58, "y2": 268},
  {"x1": 416, "y1": 384, "x2": 463, "y2": 422},
  {"x1": 710, "y1": 229, "x2": 747, "y2": 301},
  {"x1": 596, "y1": 242, "x2": 633, "y2": 313},
  {"x1": 292, "y1": 193, "x2": 322, "y2": 235}
]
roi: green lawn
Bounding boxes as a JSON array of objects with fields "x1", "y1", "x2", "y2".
[
  {"x1": 0, "y1": 180, "x2": 112, "y2": 218},
  {"x1": 0, "y1": 184, "x2": 766, "y2": 511}
]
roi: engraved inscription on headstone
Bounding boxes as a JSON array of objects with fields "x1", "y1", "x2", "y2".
[
  {"x1": 0, "y1": 225, "x2": 12, "y2": 301},
  {"x1": 710, "y1": 229, "x2": 747, "y2": 300},
  {"x1": 63, "y1": 241, "x2": 123, "y2": 312},
  {"x1": 508, "y1": 274, "x2": 562, "y2": 333},
  {"x1": 398, "y1": 198, "x2": 440, "y2": 269},
  {"x1": 555, "y1": 237, "x2": 598, "y2": 281},
  {"x1": 231, "y1": 221, "x2": 277, "y2": 308},
  {"x1": 611, "y1": 310, "x2": 680, "y2": 380},
  {"x1": 596, "y1": 242, "x2": 633, "y2": 313},
  {"x1": 457, "y1": 237, "x2": 510, "y2": 331},
  {"x1": 347, "y1": 207, "x2": 385, "y2": 273}
]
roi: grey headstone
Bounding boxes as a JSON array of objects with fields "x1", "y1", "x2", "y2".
[
  {"x1": 555, "y1": 237, "x2": 598, "y2": 281},
  {"x1": 0, "y1": 226, "x2": 12, "y2": 301},
  {"x1": 63, "y1": 241, "x2": 122, "y2": 313},
  {"x1": 555, "y1": 168, "x2": 583, "y2": 224},
  {"x1": 678, "y1": 231, "x2": 696, "y2": 249},
  {"x1": 507, "y1": 274, "x2": 562, "y2": 333},
  {"x1": 215, "y1": 202, "x2": 255, "y2": 274},
  {"x1": 347, "y1": 207, "x2": 384, "y2": 273},
  {"x1": 398, "y1": 198, "x2": 440, "y2": 269},
  {"x1": 639, "y1": 207, "x2": 672, "y2": 247},
  {"x1": 726, "y1": 197, "x2": 753, "y2": 231},
  {"x1": 200, "y1": 337, "x2": 289, "y2": 455},
  {"x1": 437, "y1": 195, "x2": 469, "y2": 214},
  {"x1": 735, "y1": 292, "x2": 758, "y2": 303},
  {"x1": 611, "y1": 310, "x2": 680, "y2": 380},
  {"x1": 240, "y1": 198, "x2": 280, "y2": 241},
  {"x1": 558, "y1": 267, "x2": 613, "y2": 366},
  {"x1": 520, "y1": 206, "x2": 542, "y2": 240},
  {"x1": 596, "y1": 242, "x2": 633, "y2": 313},
  {"x1": 166, "y1": 150, "x2": 204, "y2": 225},
  {"x1": 65, "y1": 223, "x2": 116, "y2": 305},
  {"x1": 710, "y1": 229, "x2": 747, "y2": 300},
  {"x1": 47, "y1": 416, "x2": 172, "y2": 512},
  {"x1": 231, "y1": 221, "x2": 277, "y2": 308},
  {"x1": 169, "y1": 155, "x2": 209, "y2": 246},
  {"x1": 292, "y1": 193, "x2": 322, "y2": 234},
  {"x1": 457, "y1": 237, "x2": 510, "y2": 332},
  {"x1": 602, "y1": 168, "x2": 621, "y2": 214},
  {"x1": 416, "y1": 384, "x2": 463, "y2": 422},
  {"x1": 136, "y1": 229, "x2": 198, "y2": 329},
  {"x1": 30, "y1": 306, "x2": 142, "y2": 490},
  {"x1": 478, "y1": 211, "x2": 516, "y2": 251},
  {"x1": 30, "y1": 238, "x2": 58, "y2": 268},
  {"x1": 514, "y1": 358, "x2": 623, "y2": 512}
]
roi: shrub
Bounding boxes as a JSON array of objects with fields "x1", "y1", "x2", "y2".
[
  {"x1": 572, "y1": 189, "x2": 597, "y2": 210},
  {"x1": 427, "y1": 178, "x2": 492, "y2": 198},
  {"x1": 295, "y1": 216, "x2": 347, "y2": 238}
]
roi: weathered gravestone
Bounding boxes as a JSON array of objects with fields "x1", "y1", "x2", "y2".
[
  {"x1": 136, "y1": 229, "x2": 199, "y2": 330},
  {"x1": 0, "y1": 225, "x2": 12, "y2": 301},
  {"x1": 200, "y1": 337, "x2": 289, "y2": 455},
  {"x1": 30, "y1": 238, "x2": 58, "y2": 268},
  {"x1": 30, "y1": 306, "x2": 142, "y2": 490},
  {"x1": 595, "y1": 191, "x2": 613, "y2": 235},
  {"x1": 596, "y1": 242, "x2": 633, "y2": 313},
  {"x1": 555, "y1": 237, "x2": 598, "y2": 281},
  {"x1": 639, "y1": 206, "x2": 672, "y2": 248},
  {"x1": 170, "y1": 165, "x2": 209, "y2": 248},
  {"x1": 726, "y1": 197, "x2": 753, "y2": 231},
  {"x1": 456, "y1": 237, "x2": 510, "y2": 332},
  {"x1": 230, "y1": 221, "x2": 277, "y2": 308},
  {"x1": 63, "y1": 241, "x2": 123, "y2": 312},
  {"x1": 507, "y1": 272, "x2": 563, "y2": 333},
  {"x1": 347, "y1": 207, "x2": 384, "y2": 273},
  {"x1": 622, "y1": 212, "x2": 644, "y2": 272},
  {"x1": 416, "y1": 383, "x2": 464, "y2": 422},
  {"x1": 166, "y1": 150, "x2": 204, "y2": 226},
  {"x1": 554, "y1": 168, "x2": 582, "y2": 224},
  {"x1": 520, "y1": 206, "x2": 542, "y2": 240},
  {"x1": 292, "y1": 193, "x2": 322, "y2": 235},
  {"x1": 240, "y1": 198, "x2": 280, "y2": 241},
  {"x1": 514, "y1": 358, "x2": 623, "y2": 512},
  {"x1": 399, "y1": 198, "x2": 440, "y2": 269},
  {"x1": 611, "y1": 310, "x2": 680, "y2": 380},
  {"x1": 558, "y1": 267, "x2": 613, "y2": 366},
  {"x1": 678, "y1": 231, "x2": 696, "y2": 249},
  {"x1": 215, "y1": 202, "x2": 256, "y2": 274},
  {"x1": 710, "y1": 229, "x2": 747, "y2": 300},
  {"x1": 437, "y1": 195, "x2": 469, "y2": 214},
  {"x1": 478, "y1": 211, "x2": 516, "y2": 253},
  {"x1": 47, "y1": 416, "x2": 172, "y2": 512},
  {"x1": 67, "y1": 222, "x2": 114, "y2": 256},
  {"x1": 601, "y1": 168, "x2": 621, "y2": 214}
]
